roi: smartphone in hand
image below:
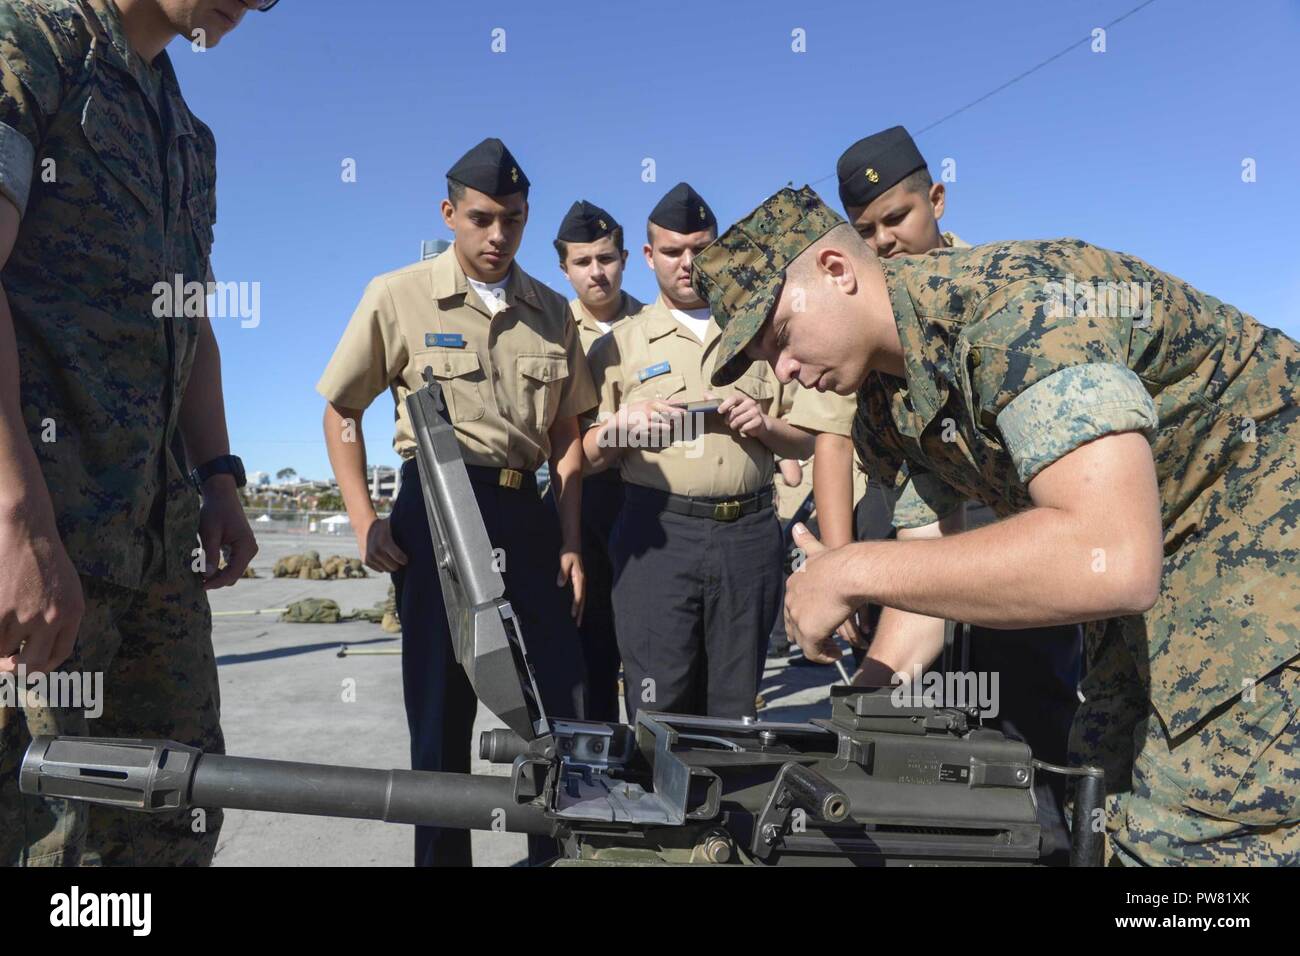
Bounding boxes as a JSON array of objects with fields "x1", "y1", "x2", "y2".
[{"x1": 673, "y1": 400, "x2": 722, "y2": 415}]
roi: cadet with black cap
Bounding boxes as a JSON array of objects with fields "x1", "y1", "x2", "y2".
[
  {"x1": 553, "y1": 200, "x2": 644, "y2": 721},
  {"x1": 695, "y1": 184, "x2": 1300, "y2": 867},
  {"x1": 791, "y1": 126, "x2": 969, "y2": 618},
  {"x1": 318, "y1": 137, "x2": 594, "y2": 867},
  {"x1": 581, "y1": 183, "x2": 813, "y2": 721}
]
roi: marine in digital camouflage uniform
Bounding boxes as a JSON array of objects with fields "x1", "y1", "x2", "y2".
[
  {"x1": 0, "y1": 0, "x2": 273, "y2": 866},
  {"x1": 695, "y1": 185, "x2": 1299, "y2": 866}
]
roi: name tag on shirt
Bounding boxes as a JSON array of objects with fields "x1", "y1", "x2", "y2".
[
  {"x1": 426, "y1": 332, "x2": 465, "y2": 348},
  {"x1": 637, "y1": 361, "x2": 671, "y2": 382}
]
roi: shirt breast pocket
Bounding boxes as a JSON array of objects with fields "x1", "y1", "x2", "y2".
[
  {"x1": 80, "y1": 91, "x2": 159, "y2": 220},
  {"x1": 416, "y1": 348, "x2": 485, "y2": 423},
  {"x1": 732, "y1": 374, "x2": 773, "y2": 412},
  {"x1": 518, "y1": 352, "x2": 570, "y2": 431},
  {"x1": 626, "y1": 372, "x2": 687, "y2": 404}
]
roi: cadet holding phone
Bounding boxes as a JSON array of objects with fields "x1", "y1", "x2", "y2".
[{"x1": 581, "y1": 183, "x2": 812, "y2": 722}]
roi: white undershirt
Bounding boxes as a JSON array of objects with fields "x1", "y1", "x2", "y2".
[
  {"x1": 670, "y1": 306, "x2": 712, "y2": 344},
  {"x1": 467, "y1": 275, "x2": 509, "y2": 315},
  {"x1": 595, "y1": 319, "x2": 612, "y2": 334}
]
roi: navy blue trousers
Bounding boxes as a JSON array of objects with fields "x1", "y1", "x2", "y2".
[
  {"x1": 570, "y1": 473, "x2": 624, "y2": 722},
  {"x1": 609, "y1": 487, "x2": 783, "y2": 722},
  {"x1": 390, "y1": 459, "x2": 587, "y2": 866}
]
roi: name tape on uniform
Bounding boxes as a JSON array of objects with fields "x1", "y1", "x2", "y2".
[
  {"x1": 426, "y1": 332, "x2": 466, "y2": 348},
  {"x1": 637, "y1": 361, "x2": 671, "y2": 382}
]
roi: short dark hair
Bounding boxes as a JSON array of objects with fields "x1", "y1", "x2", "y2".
[
  {"x1": 645, "y1": 221, "x2": 717, "y2": 245},
  {"x1": 899, "y1": 167, "x2": 933, "y2": 196},
  {"x1": 555, "y1": 226, "x2": 624, "y2": 266},
  {"x1": 446, "y1": 178, "x2": 530, "y2": 206}
]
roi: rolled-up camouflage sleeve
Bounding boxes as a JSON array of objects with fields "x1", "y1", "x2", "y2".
[
  {"x1": 888, "y1": 465, "x2": 965, "y2": 530},
  {"x1": 0, "y1": 2, "x2": 65, "y2": 216},
  {"x1": 996, "y1": 363, "x2": 1157, "y2": 483},
  {"x1": 851, "y1": 390, "x2": 961, "y2": 528},
  {"x1": 967, "y1": 278, "x2": 1158, "y2": 485}
]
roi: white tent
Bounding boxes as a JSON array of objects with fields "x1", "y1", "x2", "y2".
[{"x1": 320, "y1": 514, "x2": 351, "y2": 534}]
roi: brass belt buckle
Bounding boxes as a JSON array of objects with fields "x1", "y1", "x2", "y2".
[
  {"x1": 499, "y1": 468, "x2": 524, "y2": 490},
  {"x1": 713, "y1": 500, "x2": 741, "y2": 521}
]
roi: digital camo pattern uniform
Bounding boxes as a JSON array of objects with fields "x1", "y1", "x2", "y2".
[
  {"x1": 852, "y1": 241, "x2": 1300, "y2": 866},
  {"x1": 0, "y1": 0, "x2": 223, "y2": 864},
  {"x1": 696, "y1": 187, "x2": 1299, "y2": 866}
]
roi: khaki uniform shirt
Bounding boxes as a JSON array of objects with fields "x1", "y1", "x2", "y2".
[
  {"x1": 586, "y1": 296, "x2": 787, "y2": 497},
  {"x1": 571, "y1": 291, "x2": 644, "y2": 355},
  {"x1": 775, "y1": 459, "x2": 813, "y2": 520},
  {"x1": 318, "y1": 249, "x2": 596, "y2": 470},
  {"x1": 0, "y1": 0, "x2": 215, "y2": 587},
  {"x1": 850, "y1": 238, "x2": 1299, "y2": 735}
]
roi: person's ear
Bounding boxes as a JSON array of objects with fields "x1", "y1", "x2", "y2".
[
  {"x1": 440, "y1": 199, "x2": 456, "y2": 230},
  {"x1": 929, "y1": 182, "x2": 946, "y2": 222},
  {"x1": 621, "y1": 249, "x2": 630, "y2": 267},
  {"x1": 817, "y1": 248, "x2": 858, "y2": 295},
  {"x1": 832, "y1": 250, "x2": 861, "y2": 297},
  {"x1": 643, "y1": 243, "x2": 654, "y2": 270}
]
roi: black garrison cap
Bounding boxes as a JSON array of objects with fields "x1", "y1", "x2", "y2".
[
  {"x1": 649, "y1": 182, "x2": 717, "y2": 234},
  {"x1": 556, "y1": 200, "x2": 619, "y2": 243},
  {"x1": 446, "y1": 137, "x2": 530, "y2": 197},
  {"x1": 836, "y1": 126, "x2": 928, "y2": 210}
]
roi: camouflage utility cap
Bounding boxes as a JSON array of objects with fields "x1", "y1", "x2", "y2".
[{"x1": 691, "y1": 185, "x2": 844, "y2": 387}]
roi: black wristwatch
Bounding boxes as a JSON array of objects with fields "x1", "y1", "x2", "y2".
[{"x1": 191, "y1": 454, "x2": 246, "y2": 490}]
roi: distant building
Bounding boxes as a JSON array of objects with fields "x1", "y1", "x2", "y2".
[{"x1": 248, "y1": 470, "x2": 271, "y2": 487}]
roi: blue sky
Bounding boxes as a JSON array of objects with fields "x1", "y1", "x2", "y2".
[{"x1": 171, "y1": 0, "x2": 1300, "y2": 479}]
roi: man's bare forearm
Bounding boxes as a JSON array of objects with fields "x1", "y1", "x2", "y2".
[
  {"x1": 581, "y1": 418, "x2": 619, "y2": 474},
  {"x1": 859, "y1": 519, "x2": 952, "y2": 674},
  {"x1": 323, "y1": 403, "x2": 378, "y2": 526},
  {"x1": 863, "y1": 606, "x2": 948, "y2": 676},
  {"x1": 811, "y1": 432, "x2": 855, "y2": 548},
  {"x1": 0, "y1": 199, "x2": 57, "y2": 520},
  {"x1": 836, "y1": 505, "x2": 1156, "y2": 628},
  {"x1": 549, "y1": 415, "x2": 583, "y2": 550},
  {"x1": 178, "y1": 315, "x2": 231, "y2": 470},
  {"x1": 760, "y1": 415, "x2": 815, "y2": 460},
  {"x1": 0, "y1": 282, "x2": 55, "y2": 519}
]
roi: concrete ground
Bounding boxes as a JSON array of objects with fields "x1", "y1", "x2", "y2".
[{"x1": 207, "y1": 528, "x2": 841, "y2": 867}]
